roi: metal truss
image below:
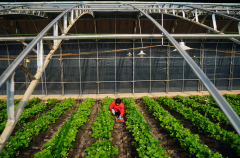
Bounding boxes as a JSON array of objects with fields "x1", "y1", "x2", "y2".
[
  {"x1": 128, "y1": 3, "x2": 240, "y2": 137},
  {"x1": 0, "y1": 1, "x2": 240, "y2": 153},
  {"x1": 0, "y1": 3, "x2": 94, "y2": 153}
]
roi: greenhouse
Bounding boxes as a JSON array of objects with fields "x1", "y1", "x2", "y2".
[{"x1": 0, "y1": 1, "x2": 240, "y2": 157}]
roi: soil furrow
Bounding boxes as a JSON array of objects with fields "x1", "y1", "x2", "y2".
[
  {"x1": 17, "y1": 101, "x2": 79, "y2": 158},
  {"x1": 111, "y1": 118, "x2": 138, "y2": 158},
  {"x1": 136, "y1": 99, "x2": 191, "y2": 158},
  {"x1": 67, "y1": 100, "x2": 101, "y2": 158}
]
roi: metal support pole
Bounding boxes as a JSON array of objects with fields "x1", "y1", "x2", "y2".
[
  {"x1": 161, "y1": 13, "x2": 163, "y2": 45},
  {"x1": 75, "y1": 7, "x2": 78, "y2": 17},
  {"x1": 150, "y1": 39, "x2": 152, "y2": 93},
  {"x1": 128, "y1": 4, "x2": 240, "y2": 136},
  {"x1": 53, "y1": 22, "x2": 58, "y2": 46},
  {"x1": 37, "y1": 39, "x2": 43, "y2": 71},
  {"x1": 96, "y1": 41, "x2": 99, "y2": 95},
  {"x1": 63, "y1": 13, "x2": 67, "y2": 32},
  {"x1": 115, "y1": 14, "x2": 117, "y2": 94},
  {"x1": 214, "y1": 41, "x2": 219, "y2": 85},
  {"x1": 133, "y1": 40, "x2": 135, "y2": 94},
  {"x1": 182, "y1": 7, "x2": 185, "y2": 18},
  {"x1": 238, "y1": 22, "x2": 240, "y2": 34},
  {"x1": 228, "y1": 43, "x2": 236, "y2": 91},
  {"x1": 172, "y1": 5, "x2": 175, "y2": 15},
  {"x1": 60, "y1": 46, "x2": 64, "y2": 95},
  {"x1": 195, "y1": 9, "x2": 198, "y2": 22},
  {"x1": 6, "y1": 74, "x2": 15, "y2": 123},
  {"x1": 182, "y1": 59, "x2": 185, "y2": 92},
  {"x1": 212, "y1": 14, "x2": 217, "y2": 30},
  {"x1": 166, "y1": 43, "x2": 170, "y2": 93},
  {"x1": 78, "y1": 39, "x2": 81, "y2": 95},
  {"x1": 71, "y1": 9, "x2": 74, "y2": 24},
  {"x1": 198, "y1": 42, "x2": 204, "y2": 91}
]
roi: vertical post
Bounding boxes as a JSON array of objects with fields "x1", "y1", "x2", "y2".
[
  {"x1": 238, "y1": 22, "x2": 240, "y2": 34},
  {"x1": 172, "y1": 5, "x2": 175, "y2": 15},
  {"x1": 6, "y1": 74, "x2": 15, "y2": 123},
  {"x1": 182, "y1": 7, "x2": 185, "y2": 18},
  {"x1": 78, "y1": 39, "x2": 81, "y2": 95},
  {"x1": 60, "y1": 46, "x2": 64, "y2": 95},
  {"x1": 214, "y1": 41, "x2": 219, "y2": 85},
  {"x1": 133, "y1": 40, "x2": 135, "y2": 94},
  {"x1": 37, "y1": 39, "x2": 43, "y2": 71},
  {"x1": 75, "y1": 7, "x2": 78, "y2": 17},
  {"x1": 166, "y1": 43, "x2": 170, "y2": 93},
  {"x1": 63, "y1": 13, "x2": 67, "y2": 32},
  {"x1": 53, "y1": 22, "x2": 58, "y2": 46},
  {"x1": 228, "y1": 43, "x2": 236, "y2": 91},
  {"x1": 202, "y1": 50, "x2": 204, "y2": 91},
  {"x1": 182, "y1": 59, "x2": 185, "y2": 92},
  {"x1": 96, "y1": 40, "x2": 99, "y2": 95},
  {"x1": 198, "y1": 43, "x2": 204, "y2": 91},
  {"x1": 71, "y1": 9, "x2": 74, "y2": 24},
  {"x1": 150, "y1": 39, "x2": 152, "y2": 93},
  {"x1": 161, "y1": 13, "x2": 163, "y2": 45},
  {"x1": 212, "y1": 14, "x2": 217, "y2": 30},
  {"x1": 115, "y1": 14, "x2": 117, "y2": 94},
  {"x1": 195, "y1": 9, "x2": 198, "y2": 22}
]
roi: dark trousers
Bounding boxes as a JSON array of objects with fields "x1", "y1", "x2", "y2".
[{"x1": 115, "y1": 110, "x2": 120, "y2": 117}]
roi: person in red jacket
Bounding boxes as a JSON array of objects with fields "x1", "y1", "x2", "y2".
[{"x1": 109, "y1": 98, "x2": 125, "y2": 120}]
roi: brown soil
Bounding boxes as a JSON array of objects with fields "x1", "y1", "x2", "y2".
[
  {"x1": 17, "y1": 101, "x2": 79, "y2": 158},
  {"x1": 111, "y1": 119, "x2": 138, "y2": 158},
  {"x1": 157, "y1": 99, "x2": 239, "y2": 158},
  {"x1": 67, "y1": 100, "x2": 102, "y2": 158}
]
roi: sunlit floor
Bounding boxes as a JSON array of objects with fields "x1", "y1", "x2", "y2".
[{"x1": 1, "y1": 90, "x2": 240, "y2": 101}]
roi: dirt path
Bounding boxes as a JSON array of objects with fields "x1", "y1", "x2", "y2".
[
  {"x1": 67, "y1": 100, "x2": 101, "y2": 158},
  {"x1": 111, "y1": 119, "x2": 138, "y2": 158},
  {"x1": 17, "y1": 101, "x2": 79, "y2": 158},
  {"x1": 160, "y1": 100, "x2": 239, "y2": 158},
  {"x1": 135, "y1": 99, "x2": 191, "y2": 158}
]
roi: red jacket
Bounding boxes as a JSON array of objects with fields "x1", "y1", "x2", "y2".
[{"x1": 109, "y1": 101, "x2": 125, "y2": 117}]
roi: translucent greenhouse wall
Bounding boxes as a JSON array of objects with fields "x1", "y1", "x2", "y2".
[{"x1": 0, "y1": 41, "x2": 240, "y2": 95}]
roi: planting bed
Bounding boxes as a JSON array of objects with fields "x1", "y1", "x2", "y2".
[{"x1": 0, "y1": 94, "x2": 239, "y2": 158}]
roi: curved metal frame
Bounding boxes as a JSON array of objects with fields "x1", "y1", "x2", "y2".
[
  {"x1": 127, "y1": 3, "x2": 240, "y2": 136},
  {"x1": 0, "y1": 4, "x2": 94, "y2": 153}
]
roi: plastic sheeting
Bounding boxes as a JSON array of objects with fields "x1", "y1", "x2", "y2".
[{"x1": 0, "y1": 41, "x2": 240, "y2": 95}]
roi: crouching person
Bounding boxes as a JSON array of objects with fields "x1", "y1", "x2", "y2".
[{"x1": 109, "y1": 98, "x2": 125, "y2": 120}]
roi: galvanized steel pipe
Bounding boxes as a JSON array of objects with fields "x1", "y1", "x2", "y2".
[
  {"x1": 0, "y1": 34, "x2": 240, "y2": 41},
  {"x1": 128, "y1": 3, "x2": 240, "y2": 136}
]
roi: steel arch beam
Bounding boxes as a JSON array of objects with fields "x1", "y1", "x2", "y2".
[
  {"x1": 163, "y1": 12, "x2": 240, "y2": 46},
  {"x1": 0, "y1": 4, "x2": 85, "y2": 88},
  {"x1": 0, "y1": 4, "x2": 94, "y2": 154},
  {"x1": 127, "y1": 3, "x2": 240, "y2": 136}
]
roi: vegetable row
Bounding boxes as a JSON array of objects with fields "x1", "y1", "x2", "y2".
[
  {"x1": 174, "y1": 95, "x2": 230, "y2": 125},
  {"x1": 85, "y1": 96, "x2": 118, "y2": 158},
  {"x1": 1, "y1": 98, "x2": 75, "y2": 158},
  {"x1": 159, "y1": 96, "x2": 240, "y2": 156},
  {"x1": 142, "y1": 96, "x2": 222, "y2": 158},
  {"x1": 123, "y1": 97, "x2": 169, "y2": 158},
  {"x1": 0, "y1": 98, "x2": 57, "y2": 132},
  {"x1": 35, "y1": 98, "x2": 95, "y2": 158}
]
